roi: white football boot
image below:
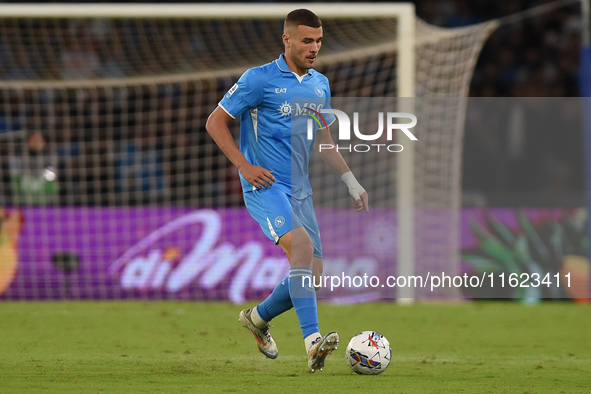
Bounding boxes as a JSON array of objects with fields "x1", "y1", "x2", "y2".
[
  {"x1": 307, "y1": 332, "x2": 339, "y2": 372},
  {"x1": 238, "y1": 308, "x2": 278, "y2": 359}
]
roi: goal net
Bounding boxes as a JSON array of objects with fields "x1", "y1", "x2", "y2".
[{"x1": 0, "y1": 4, "x2": 498, "y2": 301}]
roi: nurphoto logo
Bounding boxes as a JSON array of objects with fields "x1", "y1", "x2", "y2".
[{"x1": 305, "y1": 108, "x2": 418, "y2": 153}]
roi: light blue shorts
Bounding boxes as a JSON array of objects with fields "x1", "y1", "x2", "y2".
[{"x1": 243, "y1": 186, "x2": 322, "y2": 258}]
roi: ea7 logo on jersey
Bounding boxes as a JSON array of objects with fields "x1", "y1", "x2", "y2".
[
  {"x1": 225, "y1": 83, "x2": 238, "y2": 98},
  {"x1": 275, "y1": 88, "x2": 287, "y2": 93}
]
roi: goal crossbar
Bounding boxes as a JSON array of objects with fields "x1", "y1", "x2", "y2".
[{"x1": 0, "y1": 3, "x2": 414, "y2": 19}]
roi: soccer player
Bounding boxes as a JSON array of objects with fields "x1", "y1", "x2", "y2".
[{"x1": 206, "y1": 9, "x2": 369, "y2": 372}]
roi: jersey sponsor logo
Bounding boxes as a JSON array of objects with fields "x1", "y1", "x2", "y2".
[
  {"x1": 225, "y1": 83, "x2": 238, "y2": 98},
  {"x1": 293, "y1": 102, "x2": 324, "y2": 116},
  {"x1": 274, "y1": 216, "x2": 286, "y2": 228},
  {"x1": 275, "y1": 88, "x2": 287, "y2": 93},
  {"x1": 277, "y1": 101, "x2": 292, "y2": 117},
  {"x1": 314, "y1": 86, "x2": 324, "y2": 97}
]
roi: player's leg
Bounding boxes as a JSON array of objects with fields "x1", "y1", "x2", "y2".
[
  {"x1": 276, "y1": 226, "x2": 320, "y2": 347},
  {"x1": 248, "y1": 188, "x2": 301, "y2": 323},
  {"x1": 238, "y1": 188, "x2": 294, "y2": 359},
  {"x1": 238, "y1": 188, "x2": 337, "y2": 369},
  {"x1": 290, "y1": 195, "x2": 338, "y2": 372}
]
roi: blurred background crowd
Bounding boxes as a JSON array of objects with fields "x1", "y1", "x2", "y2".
[{"x1": 0, "y1": 0, "x2": 586, "y2": 207}]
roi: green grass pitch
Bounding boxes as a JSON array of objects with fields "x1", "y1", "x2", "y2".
[{"x1": 0, "y1": 301, "x2": 590, "y2": 393}]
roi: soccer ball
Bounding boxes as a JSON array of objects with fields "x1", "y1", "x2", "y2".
[{"x1": 346, "y1": 331, "x2": 392, "y2": 375}]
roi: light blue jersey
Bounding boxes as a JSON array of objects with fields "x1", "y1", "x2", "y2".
[{"x1": 219, "y1": 54, "x2": 335, "y2": 199}]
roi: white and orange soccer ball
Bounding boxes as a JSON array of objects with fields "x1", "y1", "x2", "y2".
[{"x1": 345, "y1": 331, "x2": 392, "y2": 375}]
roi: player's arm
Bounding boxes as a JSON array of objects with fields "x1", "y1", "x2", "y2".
[
  {"x1": 315, "y1": 126, "x2": 369, "y2": 213},
  {"x1": 205, "y1": 107, "x2": 276, "y2": 189}
]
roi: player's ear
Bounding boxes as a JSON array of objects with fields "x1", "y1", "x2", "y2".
[{"x1": 282, "y1": 33, "x2": 289, "y2": 47}]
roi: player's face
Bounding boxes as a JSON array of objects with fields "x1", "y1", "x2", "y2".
[{"x1": 283, "y1": 25, "x2": 323, "y2": 74}]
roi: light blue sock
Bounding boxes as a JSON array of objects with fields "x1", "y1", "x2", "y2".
[
  {"x1": 288, "y1": 267, "x2": 319, "y2": 339},
  {"x1": 256, "y1": 276, "x2": 293, "y2": 322}
]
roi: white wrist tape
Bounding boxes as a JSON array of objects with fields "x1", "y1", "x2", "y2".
[{"x1": 341, "y1": 171, "x2": 366, "y2": 201}]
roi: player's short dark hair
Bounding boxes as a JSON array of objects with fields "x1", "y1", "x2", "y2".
[{"x1": 284, "y1": 9, "x2": 322, "y2": 31}]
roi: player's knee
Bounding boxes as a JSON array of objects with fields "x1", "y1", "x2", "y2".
[
  {"x1": 297, "y1": 241, "x2": 315, "y2": 264},
  {"x1": 292, "y1": 228, "x2": 314, "y2": 250},
  {"x1": 290, "y1": 238, "x2": 314, "y2": 266},
  {"x1": 280, "y1": 228, "x2": 314, "y2": 267}
]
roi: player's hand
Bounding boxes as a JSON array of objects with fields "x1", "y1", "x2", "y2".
[
  {"x1": 239, "y1": 163, "x2": 276, "y2": 189},
  {"x1": 342, "y1": 171, "x2": 369, "y2": 213},
  {"x1": 351, "y1": 191, "x2": 369, "y2": 213}
]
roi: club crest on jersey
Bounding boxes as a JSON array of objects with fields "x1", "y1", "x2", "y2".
[
  {"x1": 274, "y1": 216, "x2": 286, "y2": 227},
  {"x1": 278, "y1": 101, "x2": 292, "y2": 117},
  {"x1": 314, "y1": 86, "x2": 324, "y2": 97}
]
